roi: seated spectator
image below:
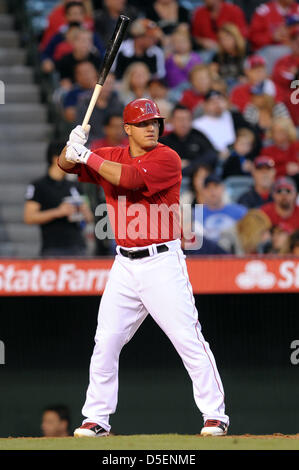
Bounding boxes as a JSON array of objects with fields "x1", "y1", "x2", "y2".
[
  {"x1": 76, "y1": 73, "x2": 124, "y2": 141},
  {"x1": 191, "y1": 0, "x2": 248, "y2": 51},
  {"x1": 180, "y1": 64, "x2": 212, "y2": 114},
  {"x1": 41, "y1": 405, "x2": 71, "y2": 437},
  {"x1": 63, "y1": 61, "x2": 99, "y2": 122},
  {"x1": 193, "y1": 90, "x2": 259, "y2": 160},
  {"x1": 40, "y1": 0, "x2": 94, "y2": 51},
  {"x1": 230, "y1": 55, "x2": 279, "y2": 114},
  {"x1": 289, "y1": 229, "x2": 299, "y2": 254},
  {"x1": 243, "y1": 93, "x2": 290, "y2": 142},
  {"x1": 272, "y1": 24, "x2": 299, "y2": 126},
  {"x1": 24, "y1": 141, "x2": 93, "y2": 257},
  {"x1": 148, "y1": 78, "x2": 169, "y2": 102},
  {"x1": 118, "y1": 62, "x2": 151, "y2": 105},
  {"x1": 56, "y1": 29, "x2": 102, "y2": 87},
  {"x1": 262, "y1": 221, "x2": 294, "y2": 253},
  {"x1": 41, "y1": 2, "x2": 104, "y2": 74},
  {"x1": 210, "y1": 23, "x2": 246, "y2": 88},
  {"x1": 94, "y1": 0, "x2": 139, "y2": 45},
  {"x1": 249, "y1": 0, "x2": 299, "y2": 51},
  {"x1": 260, "y1": 176, "x2": 299, "y2": 231},
  {"x1": 165, "y1": 28, "x2": 202, "y2": 89},
  {"x1": 222, "y1": 128, "x2": 257, "y2": 179},
  {"x1": 113, "y1": 19, "x2": 166, "y2": 80},
  {"x1": 160, "y1": 105, "x2": 216, "y2": 170},
  {"x1": 238, "y1": 155, "x2": 276, "y2": 208},
  {"x1": 144, "y1": 0, "x2": 189, "y2": 36},
  {"x1": 200, "y1": 174, "x2": 247, "y2": 243},
  {"x1": 90, "y1": 113, "x2": 128, "y2": 149},
  {"x1": 263, "y1": 117, "x2": 299, "y2": 179},
  {"x1": 190, "y1": 161, "x2": 214, "y2": 205},
  {"x1": 218, "y1": 208, "x2": 272, "y2": 254}
]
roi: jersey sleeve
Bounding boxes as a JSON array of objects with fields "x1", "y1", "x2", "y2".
[
  {"x1": 135, "y1": 147, "x2": 182, "y2": 197},
  {"x1": 25, "y1": 181, "x2": 42, "y2": 203}
]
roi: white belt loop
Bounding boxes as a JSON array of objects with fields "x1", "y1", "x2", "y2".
[{"x1": 151, "y1": 243, "x2": 158, "y2": 256}]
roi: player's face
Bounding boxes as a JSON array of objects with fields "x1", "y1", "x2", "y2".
[{"x1": 125, "y1": 119, "x2": 160, "y2": 151}]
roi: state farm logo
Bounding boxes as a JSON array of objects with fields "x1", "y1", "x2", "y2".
[
  {"x1": 236, "y1": 261, "x2": 276, "y2": 289},
  {"x1": 235, "y1": 260, "x2": 299, "y2": 290}
]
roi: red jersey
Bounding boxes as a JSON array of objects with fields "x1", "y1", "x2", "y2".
[
  {"x1": 191, "y1": 2, "x2": 248, "y2": 41},
  {"x1": 249, "y1": 1, "x2": 299, "y2": 50},
  {"x1": 230, "y1": 81, "x2": 279, "y2": 113},
  {"x1": 260, "y1": 202, "x2": 299, "y2": 230},
  {"x1": 272, "y1": 54, "x2": 299, "y2": 125},
  {"x1": 180, "y1": 89, "x2": 205, "y2": 112},
  {"x1": 67, "y1": 143, "x2": 182, "y2": 248},
  {"x1": 263, "y1": 142, "x2": 299, "y2": 177}
]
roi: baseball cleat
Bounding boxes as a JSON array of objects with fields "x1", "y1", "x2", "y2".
[
  {"x1": 200, "y1": 419, "x2": 228, "y2": 436},
  {"x1": 74, "y1": 422, "x2": 109, "y2": 437}
]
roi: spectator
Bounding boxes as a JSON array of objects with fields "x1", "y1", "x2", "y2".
[
  {"x1": 200, "y1": 174, "x2": 247, "y2": 243},
  {"x1": 90, "y1": 113, "x2": 128, "y2": 149},
  {"x1": 160, "y1": 105, "x2": 216, "y2": 170},
  {"x1": 230, "y1": 55, "x2": 279, "y2": 114},
  {"x1": 238, "y1": 155, "x2": 276, "y2": 208},
  {"x1": 263, "y1": 117, "x2": 299, "y2": 179},
  {"x1": 24, "y1": 141, "x2": 93, "y2": 257},
  {"x1": 218, "y1": 208, "x2": 272, "y2": 254},
  {"x1": 263, "y1": 221, "x2": 294, "y2": 253},
  {"x1": 41, "y1": 405, "x2": 71, "y2": 437},
  {"x1": 260, "y1": 176, "x2": 299, "y2": 231},
  {"x1": 56, "y1": 29, "x2": 102, "y2": 87},
  {"x1": 144, "y1": 0, "x2": 189, "y2": 36},
  {"x1": 165, "y1": 28, "x2": 202, "y2": 89},
  {"x1": 210, "y1": 23, "x2": 246, "y2": 88},
  {"x1": 272, "y1": 24, "x2": 299, "y2": 126},
  {"x1": 289, "y1": 229, "x2": 299, "y2": 254},
  {"x1": 180, "y1": 64, "x2": 212, "y2": 114},
  {"x1": 94, "y1": 0, "x2": 138, "y2": 45},
  {"x1": 40, "y1": 0, "x2": 94, "y2": 50},
  {"x1": 190, "y1": 161, "x2": 214, "y2": 205},
  {"x1": 222, "y1": 128, "x2": 257, "y2": 179},
  {"x1": 191, "y1": 0, "x2": 248, "y2": 52},
  {"x1": 118, "y1": 62, "x2": 151, "y2": 105},
  {"x1": 148, "y1": 77, "x2": 169, "y2": 101},
  {"x1": 76, "y1": 73, "x2": 124, "y2": 141},
  {"x1": 193, "y1": 90, "x2": 259, "y2": 159},
  {"x1": 249, "y1": 0, "x2": 299, "y2": 51},
  {"x1": 41, "y1": 2, "x2": 104, "y2": 74},
  {"x1": 113, "y1": 18, "x2": 166, "y2": 80},
  {"x1": 63, "y1": 61, "x2": 99, "y2": 122}
]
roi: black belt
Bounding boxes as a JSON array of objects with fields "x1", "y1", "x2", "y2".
[{"x1": 119, "y1": 244, "x2": 169, "y2": 260}]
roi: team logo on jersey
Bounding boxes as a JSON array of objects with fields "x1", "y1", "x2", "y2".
[{"x1": 145, "y1": 103, "x2": 154, "y2": 114}]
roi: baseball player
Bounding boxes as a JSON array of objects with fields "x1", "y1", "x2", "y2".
[{"x1": 58, "y1": 98, "x2": 229, "y2": 437}]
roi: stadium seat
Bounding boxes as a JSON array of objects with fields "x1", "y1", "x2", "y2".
[{"x1": 224, "y1": 176, "x2": 254, "y2": 203}]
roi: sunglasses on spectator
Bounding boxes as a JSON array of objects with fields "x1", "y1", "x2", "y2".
[{"x1": 275, "y1": 188, "x2": 293, "y2": 194}]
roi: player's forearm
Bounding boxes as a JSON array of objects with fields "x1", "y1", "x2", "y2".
[{"x1": 58, "y1": 147, "x2": 77, "y2": 171}]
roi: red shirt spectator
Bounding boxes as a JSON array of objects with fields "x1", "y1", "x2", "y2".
[
  {"x1": 260, "y1": 176, "x2": 299, "y2": 230},
  {"x1": 272, "y1": 25, "x2": 299, "y2": 125},
  {"x1": 180, "y1": 64, "x2": 212, "y2": 113},
  {"x1": 191, "y1": 0, "x2": 248, "y2": 49},
  {"x1": 230, "y1": 55, "x2": 279, "y2": 112},
  {"x1": 249, "y1": 0, "x2": 299, "y2": 51},
  {"x1": 40, "y1": 1, "x2": 94, "y2": 51}
]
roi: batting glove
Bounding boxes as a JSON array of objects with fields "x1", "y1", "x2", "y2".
[
  {"x1": 68, "y1": 125, "x2": 91, "y2": 146},
  {"x1": 66, "y1": 142, "x2": 91, "y2": 164}
]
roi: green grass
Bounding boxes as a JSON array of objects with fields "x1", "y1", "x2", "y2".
[{"x1": 1, "y1": 434, "x2": 299, "y2": 450}]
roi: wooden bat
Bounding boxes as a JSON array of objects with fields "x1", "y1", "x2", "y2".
[{"x1": 82, "y1": 15, "x2": 130, "y2": 130}]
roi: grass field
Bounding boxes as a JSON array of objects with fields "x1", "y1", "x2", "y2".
[{"x1": 1, "y1": 434, "x2": 299, "y2": 450}]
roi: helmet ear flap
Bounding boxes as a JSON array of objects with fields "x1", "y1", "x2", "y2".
[{"x1": 158, "y1": 118, "x2": 164, "y2": 137}]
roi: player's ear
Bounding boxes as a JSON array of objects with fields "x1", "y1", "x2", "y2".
[{"x1": 124, "y1": 124, "x2": 131, "y2": 136}]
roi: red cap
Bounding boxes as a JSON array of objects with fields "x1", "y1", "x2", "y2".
[
  {"x1": 244, "y1": 55, "x2": 266, "y2": 70},
  {"x1": 274, "y1": 222, "x2": 294, "y2": 235},
  {"x1": 254, "y1": 155, "x2": 275, "y2": 168},
  {"x1": 123, "y1": 98, "x2": 165, "y2": 136},
  {"x1": 273, "y1": 176, "x2": 297, "y2": 193}
]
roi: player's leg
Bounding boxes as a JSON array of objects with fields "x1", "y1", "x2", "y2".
[
  {"x1": 75, "y1": 257, "x2": 148, "y2": 436},
  {"x1": 139, "y1": 244, "x2": 229, "y2": 434}
]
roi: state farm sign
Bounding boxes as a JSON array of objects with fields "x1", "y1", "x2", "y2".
[{"x1": 0, "y1": 257, "x2": 297, "y2": 295}]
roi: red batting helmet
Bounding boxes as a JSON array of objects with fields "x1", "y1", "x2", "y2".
[{"x1": 123, "y1": 98, "x2": 165, "y2": 136}]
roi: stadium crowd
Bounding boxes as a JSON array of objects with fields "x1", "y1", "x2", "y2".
[{"x1": 24, "y1": 0, "x2": 299, "y2": 256}]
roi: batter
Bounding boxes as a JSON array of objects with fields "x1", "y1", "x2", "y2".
[{"x1": 58, "y1": 98, "x2": 229, "y2": 437}]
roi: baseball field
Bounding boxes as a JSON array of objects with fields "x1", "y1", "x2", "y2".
[{"x1": 0, "y1": 434, "x2": 299, "y2": 450}]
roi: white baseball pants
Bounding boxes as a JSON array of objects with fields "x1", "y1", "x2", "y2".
[{"x1": 81, "y1": 239, "x2": 229, "y2": 431}]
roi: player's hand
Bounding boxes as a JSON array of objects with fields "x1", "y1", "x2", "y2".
[
  {"x1": 66, "y1": 142, "x2": 91, "y2": 164},
  {"x1": 68, "y1": 125, "x2": 91, "y2": 146}
]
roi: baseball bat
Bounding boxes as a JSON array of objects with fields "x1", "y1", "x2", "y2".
[{"x1": 82, "y1": 15, "x2": 130, "y2": 130}]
